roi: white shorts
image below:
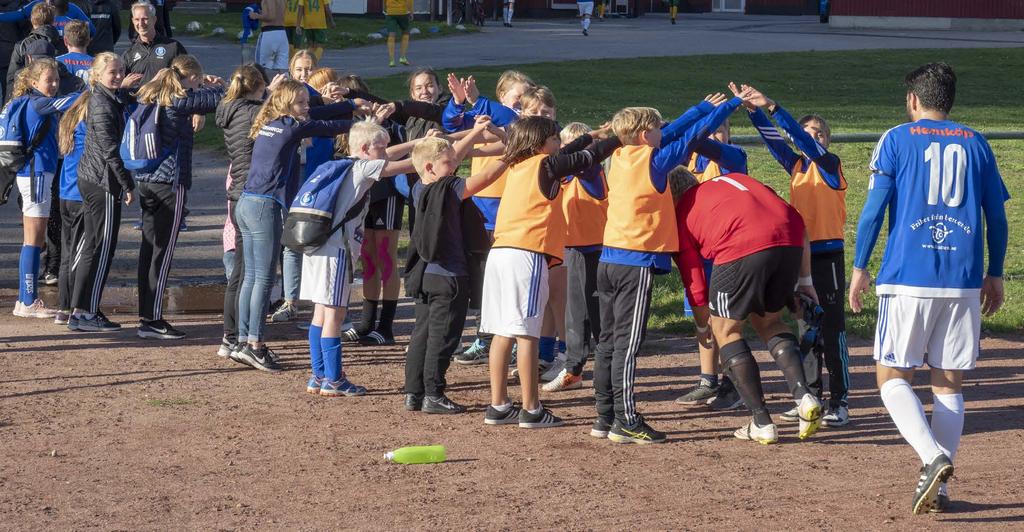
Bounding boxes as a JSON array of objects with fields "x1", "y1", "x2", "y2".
[
  {"x1": 480, "y1": 248, "x2": 549, "y2": 338},
  {"x1": 299, "y1": 246, "x2": 351, "y2": 307},
  {"x1": 578, "y1": 2, "x2": 594, "y2": 16},
  {"x1": 873, "y1": 294, "x2": 981, "y2": 370},
  {"x1": 255, "y1": 29, "x2": 289, "y2": 71},
  {"x1": 16, "y1": 172, "x2": 55, "y2": 217}
]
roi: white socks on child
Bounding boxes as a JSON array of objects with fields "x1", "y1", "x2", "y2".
[
  {"x1": 880, "y1": 379, "x2": 944, "y2": 465},
  {"x1": 582, "y1": 18, "x2": 591, "y2": 31}
]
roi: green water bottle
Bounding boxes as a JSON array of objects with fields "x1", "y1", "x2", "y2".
[{"x1": 384, "y1": 445, "x2": 447, "y2": 464}]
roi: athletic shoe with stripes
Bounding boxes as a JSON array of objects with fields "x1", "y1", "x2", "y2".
[
  {"x1": 608, "y1": 418, "x2": 666, "y2": 444},
  {"x1": 359, "y1": 330, "x2": 395, "y2": 346},
  {"x1": 75, "y1": 312, "x2": 121, "y2": 332},
  {"x1": 542, "y1": 368, "x2": 583, "y2": 392},
  {"x1": 138, "y1": 319, "x2": 186, "y2": 340},
  {"x1": 306, "y1": 375, "x2": 324, "y2": 395},
  {"x1": 454, "y1": 338, "x2": 489, "y2": 365},
  {"x1": 270, "y1": 301, "x2": 298, "y2": 323},
  {"x1": 912, "y1": 454, "x2": 954, "y2": 515},
  {"x1": 484, "y1": 403, "x2": 521, "y2": 425},
  {"x1": 53, "y1": 310, "x2": 71, "y2": 325},
  {"x1": 518, "y1": 406, "x2": 564, "y2": 429},
  {"x1": 590, "y1": 417, "x2": 613, "y2": 438},
  {"x1": 734, "y1": 420, "x2": 778, "y2": 444},
  {"x1": 320, "y1": 375, "x2": 367, "y2": 397},
  {"x1": 797, "y1": 393, "x2": 823, "y2": 440},
  {"x1": 342, "y1": 327, "x2": 361, "y2": 342},
  {"x1": 13, "y1": 299, "x2": 58, "y2": 319},
  {"x1": 67, "y1": 315, "x2": 79, "y2": 331}
]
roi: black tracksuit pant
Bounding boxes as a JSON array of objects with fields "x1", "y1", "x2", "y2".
[
  {"x1": 804, "y1": 249, "x2": 850, "y2": 409},
  {"x1": 72, "y1": 180, "x2": 122, "y2": 314},
  {"x1": 44, "y1": 166, "x2": 62, "y2": 275},
  {"x1": 222, "y1": 200, "x2": 245, "y2": 343},
  {"x1": 405, "y1": 274, "x2": 470, "y2": 397},
  {"x1": 137, "y1": 181, "x2": 186, "y2": 322},
  {"x1": 564, "y1": 247, "x2": 601, "y2": 376},
  {"x1": 57, "y1": 199, "x2": 85, "y2": 312},
  {"x1": 594, "y1": 262, "x2": 654, "y2": 427}
]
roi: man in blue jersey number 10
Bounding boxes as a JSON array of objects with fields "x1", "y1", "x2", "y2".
[{"x1": 848, "y1": 62, "x2": 1010, "y2": 516}]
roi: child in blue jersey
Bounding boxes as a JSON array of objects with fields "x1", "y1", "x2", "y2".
[
  {"x1": 738, "y1": 82, "x2": 851, "y2": 426},
  {"x1": 444, "y1": 70, "x2": 528, "y2": 364},
  {"x1": 234, "y1": 79, "x2": 360, "y2": 372},
  {"x1": 56, "y1": 19, "x2": 92, "y2": 83},
  {"x1": 8, "y1": 58, "x2": 79, "y2": 319},
  {"x1": 0, "y1": 0, "x2": 95, "y2": 39},
  {"x1": 849, "y1": 63, "x2": 1009, "y2": 515},
  {"x1": 53, "y1": 89, "x2": 89, "y2": 324}
]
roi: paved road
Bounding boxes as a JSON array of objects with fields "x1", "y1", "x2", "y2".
[
  {"x1": 178, "y1": 14, "x2": 1024, "y2": 78},
  {"x1": 2, "y1": 13, "x2": 1022, "y2": 297}
]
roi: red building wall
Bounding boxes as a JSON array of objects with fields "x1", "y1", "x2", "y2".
[
  {"x1": 832, "y1": 0, "x2": 1024, "y2": 19},
  {"x1": 745, "y1": 0, "x2": 816, "y2": 15}
]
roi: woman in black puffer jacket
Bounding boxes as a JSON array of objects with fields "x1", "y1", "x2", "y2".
[
  {"x1": 214, "y1": 64, "x2": 283, "y2": 358},
  {"x1": 71, "y1": 52, "x2": 140, "y2": 331},
  {"x1": 132, "y1": 54, "x2": 224, "y2": 340}
]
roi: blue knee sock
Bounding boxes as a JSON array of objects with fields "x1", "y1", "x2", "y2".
[
  {"x1": 557, "y1": 339, "x2": 566, "y2": 355},
  {"x1": 539, "y1": 336, "x2": 556, "y2": 363},
  {"x1": 308, "y1": 324, "x2": 324, "y2": 378},
  {"x1": 321, "y1": 336, "x2": 342, "y2": 381},
  {"x1": 18, "y1": 245, "x2": 41, "y2": 305}
]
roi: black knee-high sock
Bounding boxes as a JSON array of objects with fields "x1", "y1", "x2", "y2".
[
  {"x1": 357, "y1": 299, "x2": 379, "y2": 335},
  {"x1": 720, "y1": 340, "x2": 772, "y2": 427},
  {"x1": 377, "y1": 299, "x2": 397, "y2": 338},
  {"x1": 768, "y1": 332, "x2": 811, "y2": 401}
]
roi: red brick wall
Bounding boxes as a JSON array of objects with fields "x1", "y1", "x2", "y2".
[{"x1": 832, "y1": 0, "x2": 1024, "y2": 19}]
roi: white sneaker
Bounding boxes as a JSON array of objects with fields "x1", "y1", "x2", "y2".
[
  {"x1": 779, "y1": 405, "x2": 799, "y2": 422},
  {"x1": 823, "y1": 405, "x2": 850, "y2": 427},
  {"x1": 540, "y1": 357, "x2": 567, "y2": 382},
  {"x1": 734, "y1": 419, "x2": 778, "y2": 444},
  {"x1": 542, "y1": 368, "x2": 583, "y2": 392},
  {"x1": 13, "y1": 299, "x2": 58, "y2": 319},
  {"x1": 797, "y1": 393, "x2": 823, "y2": 440}
]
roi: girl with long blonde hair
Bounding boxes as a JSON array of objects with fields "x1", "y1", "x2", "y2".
[
  {"x1": 233, "y1": 79, "x2": 360, "y2": 370},
  {"x1": 132, "y1": 54, "x2": 225, "y2": 340},
  {"x1": 68, "y1": 52, "x2": 140, "y2": 331},
  {"x1": 8, "y1": 58, "x2": 80, "y2": 320}
]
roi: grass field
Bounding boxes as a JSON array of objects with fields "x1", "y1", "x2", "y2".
[
  {"x1": 126, "y1": 10, "x2": 478, "y2": 51},
  {"x1": 197, "y1": 47, "x2": 1024, "y2": 338}
]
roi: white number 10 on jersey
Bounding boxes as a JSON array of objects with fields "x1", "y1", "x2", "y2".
[{"x1": 924, "y1": 142, "x2": 966, "y2": 207}]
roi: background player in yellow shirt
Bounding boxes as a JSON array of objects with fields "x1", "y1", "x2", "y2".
[
  {"x1": 283, "y1": 0, "x2": 303, "y2": 57},
  {"x1": 385, "y1": 0, "x2": 413, "y2": 67},
  {"x1": 299, "y1": 0, "x2": 332, "y2": 61}
]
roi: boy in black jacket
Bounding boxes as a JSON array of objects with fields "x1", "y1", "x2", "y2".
[{"x1": 403, "y1": 117, "x2": 506, "y2": 414}]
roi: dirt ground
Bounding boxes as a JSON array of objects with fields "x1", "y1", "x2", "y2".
[{"x1": 1, "y1": 300, "x2": 1022, "y2": 530}]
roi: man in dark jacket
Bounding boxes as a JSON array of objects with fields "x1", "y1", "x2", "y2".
[
  {"x1": 6, "y1": 3, "x2": 61, "y2": 93},
  {"x1": 123, "y1": 0, "x2": 186, "y2": 85},
  {"x1": 85, "y1": 0, "x2": 120, "y2": 54},
  {"x1": 6, "y1": 22, "x2": 85, "y2": 101}
]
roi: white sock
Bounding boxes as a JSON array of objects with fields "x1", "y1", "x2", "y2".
[
  {"x1": 492, "y1": 402, "x2": 511, "y2": 412},
  {"x1": 583, "y1": 18, "x2": 591, "y2": 31},
  {"x1": 931, "y1": 393, "x2": 964, "y2": 461},
  {"x1": 507, "y1": 6, "x2": 514, "y2": 22},
  {"x1": 880, "y1": 379, "x2": 944, "y2": 465},
  {"x1": 502, "y1": 7, "x2": 508, "y2": 22}
]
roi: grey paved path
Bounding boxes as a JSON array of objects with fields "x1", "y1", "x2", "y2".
[
  {"x1": 180, "y1": 14, "x2": 1024, "y2": 79},
  {"x1": 2, "y1": 13, "x2": 1022, "y2": 299}
]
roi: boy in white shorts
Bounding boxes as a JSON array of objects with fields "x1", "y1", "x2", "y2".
[
  {"x1": 577, "y1": 0, "x2": 594, "y2": 36},
  {"x1": 300, "y1": 120, "x2": 417, "y2": 397},
  {"x1": 849, "y1": 62, "x2": 1009, "y2": 515},
  {"x1": 250, "y1": 0, "x2": 289, "y2": 73}
]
